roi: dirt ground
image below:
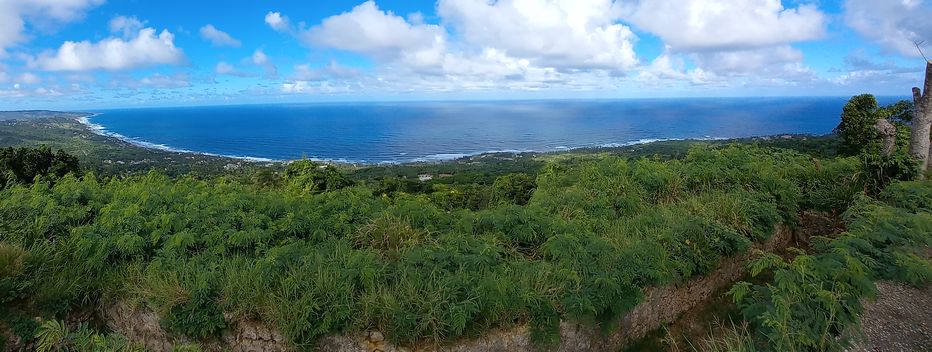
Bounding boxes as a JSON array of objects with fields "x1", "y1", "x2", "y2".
[{"x1": 847, "y1": 281, "x2": 932, "y2": 352}]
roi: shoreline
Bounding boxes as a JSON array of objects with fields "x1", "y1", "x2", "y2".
[
  {"x1": 76, "y1": 113, "x2": 278, "y2": 163},
  {"x1": 72, "y1": 112, "x2": 819, "y2": 167}
]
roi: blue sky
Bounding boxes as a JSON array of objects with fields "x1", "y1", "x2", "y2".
[{"x1": 0, "y1": 0, "x2": 929, "y2": 110}]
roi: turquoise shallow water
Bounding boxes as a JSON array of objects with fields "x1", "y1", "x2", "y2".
[{"x1": 84, "y1": 97, "x2": 877, "y2": 163}]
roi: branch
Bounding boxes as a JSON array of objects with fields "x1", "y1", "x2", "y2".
[{"x1": 916, "y1": 87, "x2": 923, "y2": 105}]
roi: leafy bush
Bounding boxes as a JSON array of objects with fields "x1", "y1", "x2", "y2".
[
  {"x1": 35, "y1": 320, "x2": 144, "y2": 352},
  {"x1": 730, "y1": 180, "x2": 932, "y2": 351},
  {"x1": 284, "y1": 160, "x2": 352, "y2": 193},
  {"x1": 860, "y1": 152, "x2": 921, "y2": 194},
  {"x1": 0, "y1": 144, "x2": 877, "y2": 348},
  {"x1": 834, "y1": 95, "x2": 912, "y2": 156},
  {"x1": 0, "y1": 146, "x2": 80, "y2": 189},
  {"x1": 490, "y1": 173, "x2": 536, "y2": 206}
]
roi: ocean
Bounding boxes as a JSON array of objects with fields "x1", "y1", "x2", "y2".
[{"x1": 83, "y1": 97, "x2": 881, "y2": 163}]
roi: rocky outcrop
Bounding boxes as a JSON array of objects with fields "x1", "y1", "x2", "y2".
[
  {"x1": 102, "y1": 226, "x2": 795, "y2": 352},
  {"x1": 100, "y1": 302, "x2": 287, "y2": 352}
]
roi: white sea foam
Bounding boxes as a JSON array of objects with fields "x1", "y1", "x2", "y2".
[
  {"x1": 76, "y1": 113, "x2": 277, "y2": 163},
  {"x1": 76, "y1": 113, "x2": 734, "y2": 165}
]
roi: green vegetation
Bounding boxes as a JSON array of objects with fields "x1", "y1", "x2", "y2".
[
  {"x1": 0, "y1": 112, "x2": 267, "y2": 177},
  {"x1": 0, "y1": 146, "x2": 80, "y2": 189},
  {"x1": 835, "y1": 95, "x2": 922, "y2": 193},
  {"x1": 730, "y1": 181, "x2": 932, "y2": 351},
  {"x1": 835, "y1": 95, "x2": 913, "y2": 156},
  {"x1": 33, "y1": 319, "x2": 145, "y2": 352},
  {"x1": 0, "y1": 99, "x2": 929, "y2": 351},
  {"x1": 0, "y1": 143, "x2": 875, "y2": 349}
]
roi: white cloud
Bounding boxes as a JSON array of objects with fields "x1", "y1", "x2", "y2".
[
  {"x1": 38, "y1": 27, "x2": 185, "y2": 71},
  {"x1": 620, "y1": 0, "x2": 825, "y2": 51},
  {"x1": 0, "y1": 81, "x2": 86, "y2": 98},
  {"x1": 0, "y1": 0, "x2": 104, "y2": 53},
  {"x1": 109, "y1": 73, "x2": 191, "y2": 89},
  {"x1": 200, "y1": 24, "x2": 241, "y2": 47},
  {"x1": 830, "y1": 51, "x2": 924, "y2": 87},
  {"x1": 691, "y1": 46, "x2": 807, "y2": 76},
  {"x1": 216, "y1": 61, "x2": 235, "y2": 74},
  {"x1": 844, "y1": 0, "x2": 932, "y2": 57},
  {"x1": 109, "y1": 16, "x2": 145, "y2": 38},
  {"x1": 290, "y1": 61, "x2": 360, "y2": 81},
  {"x1": 636, "y1": 53, "x2": 716, "y2": 85},
  {"x1": 252, "y1": 50, "x2": 269, "y2": 66},
  {"x1": 437, "y1": 0, "x2": 638, "y2": 70},
  {"x1": 265, "y1": 12, "x2": 291, "y2": 32},
  {"x1": 251, "y1": 49, "x2": 278, "y2": 78},
  {"x1": 216, "y1": 61, "x2": 252, "y2": 77},
  {"x1": 138, "y1": 73, "x2": 191, "y2": 88},
  {"x1": 14, "y1": 72, "x2": 41, "y2": 84},
  {"x1": 277, "y1": 0, "x2": 826, "y2": 92},
  {"x1": 282, "y1": 0, "x2": 640, "y2": 92},
  {"x1": 303, "y1": 1, "x2": 447, "y2": 64}
]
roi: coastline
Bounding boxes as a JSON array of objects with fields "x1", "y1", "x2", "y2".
[
  {"x1": 75, "y1": 113, "x2": 278, "y2": 163},
  {"x1": 74, "y1": 112, "x2": 748, "y2": 166}
]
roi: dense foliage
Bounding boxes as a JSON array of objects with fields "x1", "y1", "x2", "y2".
[
  {"x1": 835, "y1": 95, "x2": 913, "y2": 156},
  {"x1": 0, "y1": 144, "x2": 874, "y2": 350},
  {"x1": 0, "y1": 146, "x2": 79, "y2": 189},
  {"x1": 730, "y1": 180, "x2": 932, "y2": 351}
]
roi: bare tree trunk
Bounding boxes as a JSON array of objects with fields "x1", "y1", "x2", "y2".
[
  {"x1": 909, "y1": 61, "x2": 932, "y2": 171},
  {"x1": 875, "y1": 118, "x2": 897, "y2": 157}
]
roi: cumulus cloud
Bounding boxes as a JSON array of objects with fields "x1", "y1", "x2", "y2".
[
  {"x1": 636, "y1": 53, "x2": 716, "y2": 86},
  {"x1": 200, "y1": 24, "x2": 241, "y2": 47},
  {"x1": 109, "y1": 16, "x2": 145, "y2": 38},
  {"x1": 0, "y1": 0, "x2": 104, "y2": 53},
  {"x1": 830, "y1": 50, "x2": 924, "y2": 87},
  {"x1": 691, "y1": 46, "x2": 804, "y2": 75},
  {"x1": 691, "y1": 46, "x2": 817, "y2": 85},
  {"x1": 303, "y1": 1, "x2": 447, "y2": 65},
  {"x1": 265, "y1": 12, "x2": 291, "y2": 32},
  {"x1": 252, "y1": 49, "x2": 278, "y2": 78},
  {"x1": 619, "y1": 0, "x2": 825, "y2": 51},
  {"x1": 844, "y1": 0, "x2": 932, "y2": 57},
  {"x1": 269, "y1": 0, "x2": 831, "y2": 92},
  {"x1": 38, "y1": 27, "x2": 185, "y2": 71},
  {"x1": 437, "y1": 0, "x2": 638, "y2": 70}
]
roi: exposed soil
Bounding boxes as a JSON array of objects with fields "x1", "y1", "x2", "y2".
[{"x1": 847, "y1": 282, "x2": 932, "y2": 352}]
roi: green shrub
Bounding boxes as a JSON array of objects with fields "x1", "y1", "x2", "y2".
[
  {"x1": 0, "y1": 144, "x2": 891, "y2": 348},
  {"x1": 284, "y1": 160, "x2": 352, "y2": 194},
  {"x1": 490, "y1": 173, "x2": 536, "y2": 206},
  {"x1": 0, "y1": 146, "x2": 81, "y2": 188},
  {"x1": 730, "y1": 180, "x2": 932, "y2": 351}
]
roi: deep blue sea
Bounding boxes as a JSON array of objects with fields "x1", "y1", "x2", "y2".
[{"x1": 84, "y1": 97, "x2": 888, "y2": 163}]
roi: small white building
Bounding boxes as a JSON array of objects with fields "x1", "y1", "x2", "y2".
[{"x1": 418, "y1": 174, "x2": 434, "y2": 182}]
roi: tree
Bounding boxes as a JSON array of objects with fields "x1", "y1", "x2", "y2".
[
  {"x1": 909, "y1": 60, "x2": 932, "y2": 171},
  {"x1": 283, "y1": 160, "x2": 352, "y2": 193},
  {"x1": 835, "y1": 95, "x2": 911, "y2": 156},
  {"x1": 0, "y1": 146, "x2": 81, "y2": 188}
]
